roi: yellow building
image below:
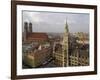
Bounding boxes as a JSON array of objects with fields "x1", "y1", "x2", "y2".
[{"x1": 23, "y1": 46, "x2": 52, "y2": 67}]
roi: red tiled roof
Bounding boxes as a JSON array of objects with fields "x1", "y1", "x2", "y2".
[{"x1": 27, "y1": 32, "x2": 48, "y2": 41}]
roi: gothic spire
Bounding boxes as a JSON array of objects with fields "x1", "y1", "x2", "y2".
[{"x1": 65, "y1": 19, "x2": 69, "y2": 32}]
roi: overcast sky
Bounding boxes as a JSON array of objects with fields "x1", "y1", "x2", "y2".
[{"x1": 22, "y1": 11, "x2": 89, "y2": 33}]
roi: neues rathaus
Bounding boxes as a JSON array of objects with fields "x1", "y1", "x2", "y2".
[{"x1": 53, "y1": 20, "x2": 89, "y2": 67}]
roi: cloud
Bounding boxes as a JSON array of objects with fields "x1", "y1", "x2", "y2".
[{"x1": 22, "y1": 11, "x2": 89, "y2": 33}]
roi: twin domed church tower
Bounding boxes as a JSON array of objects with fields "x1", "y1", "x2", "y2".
[{"x1": 23, "y1": 22, "x2": 32, "y2": 41}]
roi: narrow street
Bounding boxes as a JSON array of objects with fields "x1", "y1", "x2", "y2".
[
  {"x1": 23, "y1": 57, "x2": 57, "y2": 69},
  {"x1": 39, "y1": 58, "x2": 57, "y2": 68}
]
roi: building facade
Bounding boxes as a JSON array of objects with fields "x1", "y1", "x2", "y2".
[
  {"x1": 23, "y1": 46, "x2": 52, "y2": 67},
  {"x1": 53, "y1": 20, "x2": 89, "y2": 67}
]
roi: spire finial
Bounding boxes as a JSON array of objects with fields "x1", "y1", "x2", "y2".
[{"x1": 65, "y1": 19, "x2": 69, "y2": 32}]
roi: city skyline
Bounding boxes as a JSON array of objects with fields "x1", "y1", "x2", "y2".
[
  {"x1": 22, "y1": 11, "x2": 89, "y2": 33},
  {"x1": 22, "y1": 18, "x2": 89, "y2": 68}
]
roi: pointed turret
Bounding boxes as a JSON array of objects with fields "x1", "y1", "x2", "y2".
[
  {"x1": 65, "y1": 20, "x2": 69, "y2": 32},
  {"x1": 62, "y1": 19, "x2": 69, "y2": 67}
]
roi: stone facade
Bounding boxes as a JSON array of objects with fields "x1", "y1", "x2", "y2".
[{"x1": 53, "y1": 20, "x2": 89, "y2": 67}]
